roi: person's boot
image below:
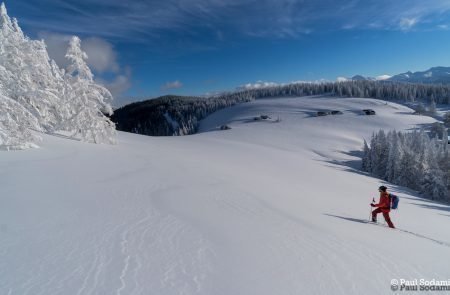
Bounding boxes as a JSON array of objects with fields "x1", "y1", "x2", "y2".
[{"x1": 383, "y1": 213, "x2": 395, "y2": 228}]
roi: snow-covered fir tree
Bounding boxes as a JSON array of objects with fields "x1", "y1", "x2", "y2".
[
  {"x1": 0, "y1": 90, "x2": 42, "y2": 150},
  {"x1": 362, "y1": 139, "x2": 371, "y2": 171},
  {"x1": 428, "y1": 100, "x2": 437, "y2": 115},
  {"x1": 63, "y1": 36, "x2": 116, "y2": 144},
  {"x1": 385, "y1": 131, "x2": 402, "y2": 182},
  {"x1": 443, "y1": 111, "x2": 450, "y2": 127},
  {"x1": 0, "y1": 3, "x2": 65, "y2": 131},
  {"x1": 443, "y1": 128, "x2": 449, "y2": 149},
  {"x1": 422, "y1": 137, "x2": 447, "y2": 200},
  {"x1": 363, "y1": 130, "x2": 449, "y2": 201},
  {"x1": 0, "y1": 3, "x2": 117, "y2": 149}
]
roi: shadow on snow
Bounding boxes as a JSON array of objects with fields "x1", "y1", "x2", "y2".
[{"x1": 315, "y1": 149, "x2": 450, "y2": 215}]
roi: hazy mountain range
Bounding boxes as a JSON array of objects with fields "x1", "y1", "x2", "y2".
[{"x1": 340, "y1": 66, "x2": 450, "y2": 84}]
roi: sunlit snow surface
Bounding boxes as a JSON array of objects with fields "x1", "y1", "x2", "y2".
[{"x1": 1, "y1": 96, "x2": 449, "y2": 295}]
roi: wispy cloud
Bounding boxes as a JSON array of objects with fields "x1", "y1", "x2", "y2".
[
  {"x1": 399, "y1": 17, "x2": 418, "y2": 30},
  {"x1": 10, "y1": 0, "x2": 450, "y2": 44},
  {"x1": 161, "y1": 80, "x2": 183, "y2": 91}
]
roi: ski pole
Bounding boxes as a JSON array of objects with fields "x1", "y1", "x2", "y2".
[{"x1": 369, "y1": 197, "x2": 375, "y2": 221}]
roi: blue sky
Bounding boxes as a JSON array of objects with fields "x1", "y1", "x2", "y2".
[{"x1": 5, "y1": 0, "x2": 450, "y2": 106}]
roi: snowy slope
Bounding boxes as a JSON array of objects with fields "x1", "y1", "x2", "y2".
[{"x1": 1, "y1": 96, "x2": 449, "y2": 295}]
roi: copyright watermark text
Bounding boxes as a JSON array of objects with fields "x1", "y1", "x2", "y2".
[{"x1": 391, "y1": 279, "x2": 450, "y2": 292}]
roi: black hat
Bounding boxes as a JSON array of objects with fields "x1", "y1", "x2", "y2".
[{"x1": 378, "y1": 186, "x2": 387, "y2": 192}]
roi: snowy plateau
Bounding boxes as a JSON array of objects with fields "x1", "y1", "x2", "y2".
[{"x1": 1, "y1": 96, "x2": 450, "y2": 295}]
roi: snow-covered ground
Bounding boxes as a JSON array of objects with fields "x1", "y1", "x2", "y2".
[{"x1": 1, "y1": 96, "x2": 450, "y2": 295}]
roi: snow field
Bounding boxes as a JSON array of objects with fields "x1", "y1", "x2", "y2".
[{"x1": 1, "y1": 96, "x2": 449, "y2": 295}]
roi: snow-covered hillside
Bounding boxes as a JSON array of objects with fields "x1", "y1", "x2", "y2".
[{"x1": 1, "y1": 96, "x2": 450, "y2": 295}]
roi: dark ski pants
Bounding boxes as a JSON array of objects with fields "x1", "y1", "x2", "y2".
[{"x1": 372, "y1": 208, "x2": 395, "y2": 228}]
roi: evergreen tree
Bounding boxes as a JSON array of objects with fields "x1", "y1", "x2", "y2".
[
  {"x1": 428, "y1": 99, "x2": 437, "y2": 115},
  {"x1": 385, "y1": 131, "x2": 402, "y2": 183},
  {"x1": 421, "y1": 138, "x2": 447, "y2": 200},
  {"x1": 362, "y1": 139, "x2": 371, "y2": 171},
  {"x1": 0, "y1": 3, "x2": 71, "y2": 132},
  {"x1": 0, "y1": 90, "x2": 41, "y2": 149},
  {"x1": 63, "y1": 36, "x2": 116, "y2": 144},
  {"x1": 363, "y1": 129, "x2": 449, "y2": 202},
  {"x1": 397, "y1": 150, "x2": 421, "y2": 190},
  {"x1": 0, "y1": 3, "x2": 117, "y2": 148},
  {"x1": 443, "y1": 112, "x2": 450, "y2": 127},
  {"x1": 443, "y1": 128, "x2": 448, "y2": 150}
]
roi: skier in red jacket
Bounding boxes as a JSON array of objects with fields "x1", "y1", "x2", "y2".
[{"x1": 371, "y1": 186, "x2": 395, "y2": 228}]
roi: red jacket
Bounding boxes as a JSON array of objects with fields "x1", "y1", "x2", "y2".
[{"x1": 374, "y1": 192, "x2": 390, "y2": 212}]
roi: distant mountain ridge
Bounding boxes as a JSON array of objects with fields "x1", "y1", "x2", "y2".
[
  {"x1": 343, "y1": 66, "x2": 450, "y2": 84},
  {"x1": 389, "y1": 67, "x2": 450, "y2": 84}
]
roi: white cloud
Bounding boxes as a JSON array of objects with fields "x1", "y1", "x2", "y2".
[
  {"x1": 38, "y1": 32, "x2": 130, "y2": 97},
  {"x1": 336, "y1": 77, "x2": 349, "y2": 82},
  {"x1": 237, "y1": 79, "x2": 328, "y2": 91},
  {"x1": 342, "y1": 24, "x2": 356, "y2": 30},
  {"x1": 237, "y1": 81, "x2": 279, "y2": 90},
  {"x1": 161, "y1": 80, "x2": 183, "y2": 91},
  {"x1": 96, "y1": 67, "x2": 132, "y2": 99},
  {"x1": 81, "y1": 37, "x2": 120, "y2": 73},
  {"x1": 39, "y1": 32, "x2": 119, "y2": 73},
  {"x1": 375, "y1": 75, "x2": 392, "y2": 81},
  {"x1": 337, "y1": 75, "x2": 391, "y2": 81},
  {"x1": 399, "y1": 17, "x2": 418, "y2": 30},
  {"x1": 38, "y1": 32, "x2": 71, "y2": 69}
]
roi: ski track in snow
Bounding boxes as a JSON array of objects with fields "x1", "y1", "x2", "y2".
[
  {"x1": 1, "y1": 182, "x2": 214, "y2": 295},
  {"x1": 368, "y1": 222, "x2": 450, "y2": 248},
  {"x1": 152, "y1": 184, "x2": 427, "y2": 294}
]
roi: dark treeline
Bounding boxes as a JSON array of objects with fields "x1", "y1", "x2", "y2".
[
  {"x1": 112, "y1": 81, "x2": 450, "y2": 137},
  {"x1": 111, "y1": 94, "x2": 253, "y2": 136},
  {"x1": 227, "y1": 80, "x2": 450, "y2": 104}
]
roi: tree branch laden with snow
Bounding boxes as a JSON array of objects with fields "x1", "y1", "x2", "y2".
[
  {"x1": 0, "y1": 3, "x2": 117, "y2": 149},
  {"x1": 362, "y1": 130, "x2": 449, "y2": 202}
]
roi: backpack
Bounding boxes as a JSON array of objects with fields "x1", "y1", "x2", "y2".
[{"x1": 389, "y1": 193, "x2": 399, "y2": 210}]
